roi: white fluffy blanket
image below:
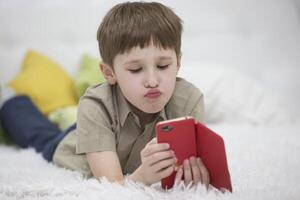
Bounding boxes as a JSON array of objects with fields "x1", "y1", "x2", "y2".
[{"x1": 1, "y1": 124, "x2": 300, "y2": 200}]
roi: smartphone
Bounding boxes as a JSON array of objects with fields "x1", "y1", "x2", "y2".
[
  {"x1": 156, "y1": 117, "x2": 197, "y2": 189},
  {"x1": 156, "y1": 117, "x2": 233, "y2": 192}
]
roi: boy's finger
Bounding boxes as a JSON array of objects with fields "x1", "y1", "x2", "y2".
[
  {"x1": 189, "y1": 157, "x2": 202, "y2": 184},
  {"x1": 147, "y1": 150, "x2": 175, "y2": 165},
  {"x1": 183, "y1": 159, "x2": 192, "y2": 186},
  {"x1": 149, "y1": 137, "x2": 157, "y2": 145},
  {"x1": 197, "y1": 157, "x2": 210, "y2": 187},
  {"x1": 142, "y1": 143, "x2": 170, "y2": 157},
  {"x1": 151, "y1": 155, "x2": 176, "y2": 171},
  {"x1": 174, "y1": 167, "x2": 183, "y2": 187},
  {"x1": 158, "y1": 164, "x2": 174, "y2": 180}
]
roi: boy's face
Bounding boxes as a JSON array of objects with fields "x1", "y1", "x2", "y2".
[{"x1": 101, "y1": 42, "x2": 180, "y2": 114}]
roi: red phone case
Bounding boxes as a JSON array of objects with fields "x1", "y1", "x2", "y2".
[
  {"x1": 156, "y1": 117, "x2": 197, "y2": 189},
  {"x1": 156, "y1": 117, "x2": 232, "y2": 192},
  {"x1": 195, "y1": 122, "x2": 232, "y2": 192}
]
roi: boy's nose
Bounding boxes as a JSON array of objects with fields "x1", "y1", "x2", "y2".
[{"x1": 145, "y1": 71, "x2": 158, "y2": 88}]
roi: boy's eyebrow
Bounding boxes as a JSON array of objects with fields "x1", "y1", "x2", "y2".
[
  {"x1": 124, "y1": 59, "x2": 142, "y2": 65},
  {"x1": 124, "y1": 56, "x2": 173, "y2": 65},
  {"x1": 157, "y1": 56, "x2": 173, "y2": 60}
]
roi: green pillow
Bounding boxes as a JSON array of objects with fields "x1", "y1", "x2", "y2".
[
  {"x1": 74, "y1": 54, "x2": 106, "y2": 100},
  {"x1": 0, "y1": 124, "x2": 13, "y2": 144},
  {"x1": 48, "y1": 105, "x2": 78, "y2": 131}
]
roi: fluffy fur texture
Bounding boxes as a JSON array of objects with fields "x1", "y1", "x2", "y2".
[{"x1": 1, "y1": 124, "x2": 299, "y2": 200}]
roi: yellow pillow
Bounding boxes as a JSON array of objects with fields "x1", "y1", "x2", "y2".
[{"x1": 9, "y1": 50, "x2": 76, "y2": 115}]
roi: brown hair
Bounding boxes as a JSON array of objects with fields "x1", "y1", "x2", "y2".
[{"x1": 97, "y1": 1, "x2": 183, "y2": 67}]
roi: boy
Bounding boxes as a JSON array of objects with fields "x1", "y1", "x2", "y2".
[{"x1": 0, "y1": 2, "x2": 209, "y2": 187}]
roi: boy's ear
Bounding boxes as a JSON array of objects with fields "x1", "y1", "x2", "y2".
[
  {"x1": 100, "y1": 63, "x2": 117, "y2": 85},
  {"x1": 176, "y1": 54, "x2": 182, "y2": 72}
]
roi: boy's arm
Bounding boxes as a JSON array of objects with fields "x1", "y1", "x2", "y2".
[
  {"x1": 87, "y1": 151, "x2": 124, "y2": 182},
  {"x1": 86, "y1": 138, "x2": 176, "y2": 186}
]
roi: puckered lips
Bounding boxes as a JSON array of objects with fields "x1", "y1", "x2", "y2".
[{"x1": 144, "y1": 89, "x2": 161, "y2": 99}]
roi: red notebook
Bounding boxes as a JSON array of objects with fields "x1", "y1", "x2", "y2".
[{"x1": 156, "y1": 117, "x2": 232, "y2": 192}]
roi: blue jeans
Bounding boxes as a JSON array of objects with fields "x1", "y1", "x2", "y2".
[{"x1": 0, "y1": 95, "x2": 76, "y2": 161}]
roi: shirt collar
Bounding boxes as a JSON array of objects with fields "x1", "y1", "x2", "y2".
[{"x1": 157, "y1": 107, "x2": 167, "y2": 121}]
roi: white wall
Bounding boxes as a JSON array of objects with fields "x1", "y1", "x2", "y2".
[{"x1": 0, "y1": 0, "x2": 299, "y2": 114}]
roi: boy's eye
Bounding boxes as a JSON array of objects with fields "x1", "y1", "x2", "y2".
[
  {"x1": 128, "y1": 68, "x2": 142, "y2": 73},
  {"x1": 157, "y1": 65, "x2": 169, "y2": 70}
]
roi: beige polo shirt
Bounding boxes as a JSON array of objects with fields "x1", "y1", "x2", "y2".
[{"x1": 53, "y1": 77, "x2": 204, "y2": 177}]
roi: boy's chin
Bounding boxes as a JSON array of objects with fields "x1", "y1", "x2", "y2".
[{"x1": 141, "y1": 105, "x2": 164, "y2": 114}]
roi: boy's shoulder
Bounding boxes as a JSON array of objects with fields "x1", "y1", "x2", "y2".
[
  {"x1": 173, "y1": 77, "x2": 203, "y2": 98},
  {"x1": 82, "y1": 82, "x2": 112, "y2": 101},
  {"x1": 174, "y1": 77, "x2": 201, "y2": 90},
  {"x1": 78, "y1": 82, "x2": 115, "y2": 117},
  {"x1": 166, "y1": 77, "x2": 203, "y2": 118}
]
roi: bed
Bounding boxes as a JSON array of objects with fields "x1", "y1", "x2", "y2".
[{"x1": 1, "y1": 1, "x2": 300, "y2": 199}]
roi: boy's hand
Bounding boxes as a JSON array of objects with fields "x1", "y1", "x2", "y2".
[
  {"x1": 129, "y1": 138, "x2": 177, "y2": 185},
  {"x1": 174, "y1": 157, "x2": 210, "y2": 188}
]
